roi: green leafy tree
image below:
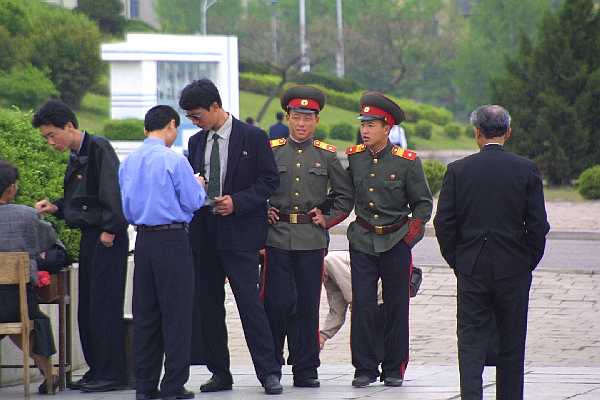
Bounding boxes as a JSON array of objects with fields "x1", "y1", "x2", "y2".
[
  {"x1": 76, "y1": 0, "x2": 125, "y2": 35},
  {"x1": 0, "y1": 65, "x2": 58, "y2": 110},
  {"x1": 492, "y1": 0, "x2": 600, "y2": 184},
  {"x1": 452, "y1": 0, "x2": 550, "y2": 112}
]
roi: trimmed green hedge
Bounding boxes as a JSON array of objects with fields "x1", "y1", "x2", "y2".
[
  {"x1": 414, "y1": 120, "x2": 433, "y2": 140},
  {"x1": 0, "y1": 108, "x2": 80, "y2": 260},
  {"x1": 239, "y1": 72, "x2": 454, "y2": 127},
  {"x1": 329, "y1": 123, "x2": 354, "y2": 141},
  {"x1": 443, "y1": 123, "x2": 462, "y2": 139},
  {"x1": 103, "y1": 119, "x2": 145, "y2": 140},
  {"x1": 577, "y1": 165, "x2": 600, "y2": 199},
  {"x1": 423, "y1": 159, "x2": 447, "y2": 196}
]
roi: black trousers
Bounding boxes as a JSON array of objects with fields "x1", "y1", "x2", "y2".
[
  {"x1": 263, "y1": 247, "x2": 324, "y2": 380},
  {"x1": 78, "y1": 227, "x2": 128, "y2": 382},
  {"x1": 350, "y1": 240, "x2": 411, "y2": 380},
  {"x1": 189, "y1": 210, "x2": 280, "y2": 383},
  {"x1": 133, "y1": 228, "x2": 194, "y2": 396},
  {"x1": 456, "y1": 248, "x2": 532, "y2": 400}
]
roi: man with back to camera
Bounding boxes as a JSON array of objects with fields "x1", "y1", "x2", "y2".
[
  {"x1": 119, "y1": 105, "x2": 206, "y2": 400},
  {"x1": 264, "y1": 85, "x2": 354, "y2": 387},
  {"x1": 434, "y1": 105, "x2": 550, "y2": 400},
  {"x1": 345, "y1": 92, "x2": 433, "y2": 388},
  {"x1": 268, "y1": 111, "x2": 290, "y2": 140},
  {"x1": 33, "y1": 100, "x2": 128, "y2": 392},
  {"x1": 181, "y1": 79, "x2": 283, "y2": 395}
]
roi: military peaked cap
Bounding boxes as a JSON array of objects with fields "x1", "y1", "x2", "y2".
[
  {"x1": 281, "y1": 85, "x2": 326, "y2": 114},
  {"x1": 358, "y1": 91, "x2": 405, "y2": 126}
]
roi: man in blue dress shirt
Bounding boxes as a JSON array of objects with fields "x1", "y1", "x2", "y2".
[{"x1": 119, "y1": 105, "x2": 206, "y2": 400}]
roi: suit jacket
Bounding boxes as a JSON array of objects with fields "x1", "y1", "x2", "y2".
[
  {"x1": 187, "y1": 117, "x2": 279, "y2": 251},
  {"x1": 433, "y1": 144, "x2": 550, "y2": 279},
  {"x1": 53, "y1": 132, "x2": 127, "y2": 234}
]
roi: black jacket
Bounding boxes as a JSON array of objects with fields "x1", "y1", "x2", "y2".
[
  {"x1": 187, "y1": 117, "x2": 279, "y2": 251},
  {"x1": 433, "y1": 145, "x2": 550, "y2": 279},
  {"x1": 54, "y1": 132, "x2": 127, "y2": 234}
]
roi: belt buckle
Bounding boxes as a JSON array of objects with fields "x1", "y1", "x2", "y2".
[
  {"x1": 374, "y1": 225, "x2": 385, "y2": 235},
  {"x1": 290, "y1": 213, "x2": 298, "y2": 224}
]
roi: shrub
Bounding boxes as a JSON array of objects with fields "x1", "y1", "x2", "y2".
[
  {"x1": 239, "y1": 72, "x2": 282, "y2": 96},
  {"x1": 103, "y1": 119, "x2": 145, "y2": 140},
  {"x1": 463, "y1": 125, "x2": 473, "y2": 138},
  {"x1": 76, "y1": 0, "x2": 125, "y2": 35},
  {"x1": 443, "y1": 123, "x2": 462, "y2": 139},
  {"x1": 0, "y1": 108, "x2": 80, "y2": 259},
  {"x1": 0, "y1": 65, "x2": 58, "y2": 110},
  {"x1": 314, "y1": 128, "x2": 327, "y2": 141},
  {"x1": 423, "y1": 159, "x2": 447, "y2": 196},
  {"x1": 329, "y1": 123, "x2": 354, "y2": 141},
  {"x1": 577, "y1": 165, "x2": 600, "y2": 199},
  {"x1": 289, "y1": 71, "x2": 362, "y2": 93},
  {"x1": 414, "y1": 120, "x2": 433, "y2": 140}
]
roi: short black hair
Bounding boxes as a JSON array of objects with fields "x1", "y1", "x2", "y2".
[
  {"x1": 144, "y1": 105, "x2": 180, "y2": 132},
  {"x1": 32, "y1": 99, "x2": 79, "y2": 129},
  {"x1": 470, "y1": 105, "x2": 511, "y2": 138},
  {"x1": 245, "y1": 117, "x2": 255, "y2": 125},
  {"x1": 178, "y1": 79, "x2": 222, "y2": 111},
  {"x1": 0, "y1": 160, "x2": 19, "y2": 195},
  {"x1": 276, "y1": 111, "x2": 284, "y2": 121}
]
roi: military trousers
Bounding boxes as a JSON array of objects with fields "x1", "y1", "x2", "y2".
[
  {"x1": 456, "y1": 248, "x2": 532, "y2": 400},
  {"x1": 133, "y1": 228, "x2": 194, "y2": 397},
  {"x1": 78, "y1": 227, "x2": 128, "y2": 382},
  {"x1": 263, "y1": 247, "x2": 325, "y2": 380},
  {"x1": 350, "y1": 240, "x2": 411, "y2": 380}
]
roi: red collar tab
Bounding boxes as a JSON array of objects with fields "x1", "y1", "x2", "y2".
[
  {"x1": 361, "y1": 105, "x2": 395, "y2": 126},
  {"x1": 288, "y1": 98, "x2": 320, "y2": 111}
]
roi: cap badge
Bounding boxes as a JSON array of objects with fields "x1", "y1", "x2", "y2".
[
  {"x1": 363, "y1": 106, "x2": 370, "y2": 112},
  {"x1": 300, "y1": 99, "x2": 309, "y2": 106}
]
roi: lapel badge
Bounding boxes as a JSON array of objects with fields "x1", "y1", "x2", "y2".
[
  {"x1": 389, "y1": 174, "x2": 396, "y2": 180},
  {"x1": 242, "y1": 150, "x2": 248, "y2": 156},
  {"x1": 315, "y1": 162, "x2": 321, "y2": 168},
  {"x1": 76, "y1": 174, "x2": 83, "y2": 180}
]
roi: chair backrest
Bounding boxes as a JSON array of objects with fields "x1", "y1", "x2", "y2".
[
  {"x1": 0, "y1": 252, "x2": 30, "y2": 284},
  {"x1": 0, "y1": 252, "x2": 30, "y2": 325}
]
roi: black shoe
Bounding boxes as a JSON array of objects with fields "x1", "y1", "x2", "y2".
[
  {"x1": 80, "y1": 379, "x2": 124, "y2": 392},
  {"x1": 38, "y1": 375, "x2": 59, "y2": 395},
  {"x1": 352, "y1": 375, "x2": 377, "y2": 388},
  {"x1": 293, "y1": 378, "x2": 320, "y2": 388},
  {"x1": 69, "y1": 375, "x2": 92, "y2": 390},
  {"x1": 384, "y1": 377, "x2": 403, "y2": 387},
  {"x1": 136, "y1": 389, "x2": 161, "y2": 400},
  {"x1": 262, "y1": 375, "x2": 283, "y2": 395},
  {"x1": 161, "y1": 387, "x2": 195, "y2": 400},
  {"x1": 199, "y1": 375, "x2": 233, "y2": 393}
]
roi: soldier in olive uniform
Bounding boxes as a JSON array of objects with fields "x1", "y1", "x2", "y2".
[
  {"x1": 346, "y1": 92, "x2": 433, "y2": 388},
  {"x1": 264, "y1": 86, "x2": 354, "y2": 388}
]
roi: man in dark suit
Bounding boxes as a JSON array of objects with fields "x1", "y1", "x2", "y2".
[
  {"x1": 433, "y1": 105, "x2": 550, "y2": 400},
  {"x1": 181, "y1": 79, "x2": 283, "y2": 395},
  {"x1": 268, "y1": 112, "x2": 289, "y2": 140}
]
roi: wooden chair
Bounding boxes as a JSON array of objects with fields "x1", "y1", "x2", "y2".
[{"x1": 0, "y1": 252, "x2": 32, "y2": 398}]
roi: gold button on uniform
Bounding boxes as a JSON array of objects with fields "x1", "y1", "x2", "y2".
[
  {"x1": 296, "y1": 163, "x2": 301, "y2": 168},
  {"x1": 297, "y1": 149, "x2": 303, "y2": 154},
  {"x1": 295, "y1": 177, "x2": 300, "y2": 182},
  {"x1": 293, "y1": 206, "x2": 299, "y2": 211},
  {"x1": 294, "y1": 192, "x2": 300, "y2": 197},
  {"x1": 374, "y1": 214, "x2": 379, "y2": 219},
  {"x1": 373, "y1": 158, "x2": 378, "y2": 164},
  {"x1": 369, "y1": 202, "x2": 375, "y2": 208},
  {"x1": 369, "y1": 187, "x2": 374, "y2": 192},
  {"x1": 370, "y1": 173, "x2": 375, "y2": 177}
]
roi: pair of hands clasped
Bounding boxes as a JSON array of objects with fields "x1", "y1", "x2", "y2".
[
  {"x1": 268, "y1": 206, "x2": 326, "y2": 228},
  {"x1": 34, "y1": 199, "x2": 115, "y2": 248},
  {"x1": 195, "y1": 175, "x2": 234, "y2": 216}
]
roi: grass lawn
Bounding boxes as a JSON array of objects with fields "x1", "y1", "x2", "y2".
[
  {"x1": 76, "y1": 90, "x2": 475, "y2": 151},
  {"x1": 544, "y1": 186, "x2": 585, "y2": 202}
]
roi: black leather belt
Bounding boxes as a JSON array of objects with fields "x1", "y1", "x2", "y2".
[
  {"x1": 135, "y1": 223, "x2": 187, "y2": 232},
  {"x1": 279, "y1": 212, "x2": 314, "y2": 224},
  {"x1": 355, "y1": 216, "x2": 407, "y2": 235}
]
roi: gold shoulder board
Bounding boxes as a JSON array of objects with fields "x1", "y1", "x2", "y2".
[
  {"x1": 313, "y1": 140, "x2": 337, "y2": 153},
  {"x1": 270, "y1": 138, "x2": 287, "y2": 148},
  {"x1": 345, "y1": 144, "x2": 366, "y2": 155},
  {"x1": 391, "y1": 145, "x2": 417, "y2": 160}
]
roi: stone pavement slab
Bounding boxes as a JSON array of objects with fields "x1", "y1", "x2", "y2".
[{"x1": 2, "y1": 365, "x2": 600, "y2": 399}]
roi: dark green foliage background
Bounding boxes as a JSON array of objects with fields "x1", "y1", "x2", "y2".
[{"x1": 0, "y1": 108, "x2": 80, "y2": 260}]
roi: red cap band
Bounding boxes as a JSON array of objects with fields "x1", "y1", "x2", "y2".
[
  {"x1": 361, "y1": 105, "x2": 395, "y2": 126},
  {"x1": 288, "y1": 98, "x2": 321, "y2": 111}
]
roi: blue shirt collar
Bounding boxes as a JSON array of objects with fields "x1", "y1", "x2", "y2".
[{"x1": 144, "y1": 137, "x2": 166, "y2": 146}]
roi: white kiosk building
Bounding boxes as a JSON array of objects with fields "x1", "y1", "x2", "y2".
[{"x1": 101, "y1": 33, "x2": 239, "y2": 148}]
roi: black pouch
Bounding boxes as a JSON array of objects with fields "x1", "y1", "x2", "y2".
[{"x1": 409, "y1": 266, "x2": 423, "y2": 297}]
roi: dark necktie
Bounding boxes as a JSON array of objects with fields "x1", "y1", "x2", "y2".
[{"x1": 207, "y1": 133, "x2": 220, "y2": 198}]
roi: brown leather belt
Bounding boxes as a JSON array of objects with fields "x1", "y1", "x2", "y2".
[
  {"x1": 355, "y1": 216, "x2": 407, "y2": 235},
  {"x1": 279, "y1": 212, "x2": 313, "y2": 224}
]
